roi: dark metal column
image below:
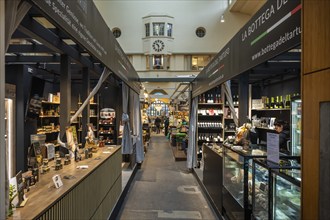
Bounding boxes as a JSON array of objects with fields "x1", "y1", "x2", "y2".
[
  {"x1": 0, "y1": 1, "x2": 6, "y2": 218},
  {"x1": 238, "y1": 72, "x2": 249, "y2": 126},
  {"x1": 60, "y1": 54, "x2": 71, "y2": 139},
  {"x1": 81, "y1": 67, "x2": 90, "y2": 147}
]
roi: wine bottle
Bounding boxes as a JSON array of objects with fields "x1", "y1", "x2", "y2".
[
  {"x1": 279, "y1": 96, "x2": 284, "y2": 108},
  {"x1": 285, "y1": 94, "x2": 291, "y2": 108},
  {"x1": 270, "y1": 97, "x2": 275, "y2": 109},
  {"x1": 265, "y1": 97, "x2": 270, "y2": 109},
  {"x1": 275, "y1": 96, "x2": 279, "y2": 108}
]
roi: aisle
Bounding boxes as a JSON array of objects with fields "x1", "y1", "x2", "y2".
[{"x1": 116, "y1": 135, "x2": 217, "y2": 220}]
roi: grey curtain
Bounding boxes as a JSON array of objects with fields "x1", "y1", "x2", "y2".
[
  {"x1": 133, "y1": 91, "x2": 144, "y2": 163},
  {"x1": 4, "y1": 0, "x2": 31, "y2": 217},
  {"x1": 122, "y1": 84, "x2": 133, "y2": 154},
  {"x1": 223, "y1": 81, "x2": 239, "y2": 127},
  {"x1": 187, "y1": 97, "x2": 198, "y2": 169}
]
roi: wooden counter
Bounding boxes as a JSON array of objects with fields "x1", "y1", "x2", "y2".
[{"x1": 10, "y1": 146, "x2": 122, "y2": 220}]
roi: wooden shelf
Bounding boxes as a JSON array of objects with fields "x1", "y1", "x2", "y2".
[
  {"x1": 198, "y1": 103, "x2": 223, "y2": 105},
  {"x1": 252, "y1": 108, "x2": 290, "y2": 111},
  {"x1": 255, "y1": 127, "x2": 276, "y2": 131},
  {"x1": 78, "y1": 102, "x2": 98, "y2": 105},
  {"x1": 40, "y1": 115, "x2": 60, "y2": 118},
  {"x1": 42, "y1": 101, "x2": 60, "y2": 105}
]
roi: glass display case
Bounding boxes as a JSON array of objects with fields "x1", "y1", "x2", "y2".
[
  {"x1": 272, "y1": 167, "x2": 301, "y2": 220},
  {"x1": 222, "y1": 144, "x2": 266, "y2": 220},
  {"x1": 252, "y1": 159, "x2": 270, "y2": 220},
  {"x1": 290, "y1": 98, "x2": 301, "y2": 156},
  {"x1": 251, "y1": 158, "x2": 301, "y2": 220}
]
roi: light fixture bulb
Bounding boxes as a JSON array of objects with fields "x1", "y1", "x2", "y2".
[{"x1": 221, "y1": 15, "x2": 225, "y2": 23}]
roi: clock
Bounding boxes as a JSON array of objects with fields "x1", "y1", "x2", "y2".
[{"x1": 152, "y1": 40, "x2": 165, "y2": 52}]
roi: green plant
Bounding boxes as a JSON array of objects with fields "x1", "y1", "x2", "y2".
[{"x1": 8, "y1": 184, "x2": 17, "y2": 217}]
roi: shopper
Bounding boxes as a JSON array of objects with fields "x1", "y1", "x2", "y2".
[
  {"x1": 274, "y1": 119, "x2": 290, "y2": 154},
  {"x1": 164, "y1": 117, "x2": 169, "y2": 136},
  {"x1": 155, "y1": 117, "x2": 161, "y2": 134}
]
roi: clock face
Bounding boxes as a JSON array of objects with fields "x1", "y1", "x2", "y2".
[{"x1": 152, "y1": 40, "x2": 165, "y2": 52}]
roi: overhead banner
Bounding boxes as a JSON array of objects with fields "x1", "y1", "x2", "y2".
[
  {"x1": 30, "y1": 0, "x2": 140, "y2": 93},
  {"x1": 238, "y1": 0, "x2": 301, "y2": 73},
  {"x1": 192, "y1": 0, "x2": 301, "y2": 98}
]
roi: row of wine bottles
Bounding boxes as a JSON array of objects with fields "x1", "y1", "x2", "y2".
[
  {"x1": 198, "y1": 93, "x2": 222, "y2": 104},
  {"x1": 198, "y1": 133, "x2": 223, "y2": 142},
  {"x1": 197, "y1": 122, "x2": 222, "y2": 128},
  {"x1": 264, "y1": 94, "x2": 299, "y2": 109},
  {"x1": 198, "y1": 109, "x2": 223, "y2": 116}
]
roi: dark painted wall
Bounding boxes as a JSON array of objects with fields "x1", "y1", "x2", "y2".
[{"x1": 6, "y1": 65, "x2": 33, "y2": 173}]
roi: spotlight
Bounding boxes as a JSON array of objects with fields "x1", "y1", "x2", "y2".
[{"x1": 221, "y1": 15, "x2": 225, "y2": 23}]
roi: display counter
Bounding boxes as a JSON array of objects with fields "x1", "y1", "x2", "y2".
[
  {"x1": 252, "y1": 158, "x2": 301, "y2": 220},
  {"x1": 202, "y1": 144, "x2": 223, "y2": 216},
  {"x1": 10, "y1": 146, "x2": 122, "y2": 220},
  {"x1": 222, "y1": 144, "x2": 266, "y2": 220}
]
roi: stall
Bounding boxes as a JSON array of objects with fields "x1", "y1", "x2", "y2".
[
  {"x1": 189, "y1": 1, "x2": 302, "y2": 219},
  {"x1": 2, "y1": 0, "x2": 142, "y2": 218}
]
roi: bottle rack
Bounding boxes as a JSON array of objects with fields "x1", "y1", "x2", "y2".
[
  {"x1": 98, "y1": 108, "x2": 116, "y2": 145},
  {"x1": 197, "y1": 87, "x2": 224, "y2": 147}
]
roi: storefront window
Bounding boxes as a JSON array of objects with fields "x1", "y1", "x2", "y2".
[
  {"x1": 167, "y1": 23, "x2": 173, "y2": 37},
  {"x1": 191, "y1": 55, "x2": 211, "y2": 70},
  {"x1": 147, "y1": 100, "x2": 169, "y2": 116},
  {"x1": 153, "y1": 55, "x2": 163, "y2": 69},
  {"x1": 145, "y1": 23, "x2": 150, "y2": 37},
  {"x1": 153, "y1": 23, "x2": 165, "y2": 36}
]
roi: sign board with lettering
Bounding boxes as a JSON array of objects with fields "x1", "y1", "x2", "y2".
[
  {"x1": 30, "y1": 0, "x2": 140, "y2": 93},
  {"x1": 192, "y1": 0, "x2": 301, "y2": 98},
  {"x1": 267, "y1": 132, "x2": 280, "y2": 164}
]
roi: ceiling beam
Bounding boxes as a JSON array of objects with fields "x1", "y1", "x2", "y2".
[
  {"x1": 7, "y1": 44, "x2": 55, "y2": 53},
  {"x1": 139, "y1": 77, "x2": 195, "y2": 82},
  {"x1": 18, "y1": 13, "x2": 102, "y2": 76}
]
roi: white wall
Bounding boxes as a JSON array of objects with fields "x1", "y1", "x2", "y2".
[{"x1": 94, "y1": 1, "x2": 251, "y2": 54}]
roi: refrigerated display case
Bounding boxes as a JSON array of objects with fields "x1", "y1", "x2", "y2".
[
  {"x1": 222, "y1": 144, "x2": 266, "y2": 220},
  {"x1": 272, "y1": 166, "x2": 301, "y2": 220},
  {"x1": 251, "y1": 158, "x2": 301, "y2": 220},
  {"x1": 252, "y1": 159, "x2": 270, "y2": 220},
  {"x1": 290, "y1": 98, "x2": 301, "y2": 156}
]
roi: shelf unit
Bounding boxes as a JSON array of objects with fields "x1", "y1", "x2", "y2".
[
  {"x1": 251, "y1": 107, "x2": 291, "y2": 147},
  {"x1": 77, "y1": 99, "x2": 99, "y2": 143},
  {"x1": 98, "y1": 108, "x2": 116, "y2": 145},
  {"x1": 37, "y1": 101, "x2": 60, "y2": 144}
]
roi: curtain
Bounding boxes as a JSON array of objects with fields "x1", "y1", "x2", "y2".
[
  {"x1": 133, "y1": 91, "x2": 144, "y2": 163},
  {"x1": 4, "y1": 0, "x2": 31, "y2": 217},
  {"x1": 122, "y1": 84, "x2": 133, "y2": 154},
  {"x1": 223, "y1": 81, "x2": 239, "y2": 127},
  {"x1": 187, "y1": 97, "x2": 198, "y2": 169}
]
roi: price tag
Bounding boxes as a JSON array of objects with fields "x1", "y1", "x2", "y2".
[{"x1": 52, "y1": 175, "x2": 63, "y2": 189}]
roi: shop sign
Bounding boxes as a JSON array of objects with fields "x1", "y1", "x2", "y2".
[
  {"x1": 192, "y1": 0, "x2": 301, "y2": 98},
  {"x1": 238, "y1": 0, "x2": 301, "y2": 73}
]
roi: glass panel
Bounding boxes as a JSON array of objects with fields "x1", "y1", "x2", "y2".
[
  {"x1": 191, "y1": 55, "x2": 211, "y2": 70},
  {"x1": 153, "y1": 23, "x2": 165, "y2": 36},
  {"x1": 167, "y1": 23, "x2": 173, "y2": 37},
  {"x1": 274, "y1": 175, "x2": 301, "y2": 220},
  {"x1": 253, "y1": 162, "x2": 269, "y2": 220},
  {"x1": 153, "y1": 55, "x2": 163, "y2": 69},
  {"x1": 223, "y1": 147, "x2": 244, "y2": 207},
  {"x1": 145, "y1": 23, "x2": 150, "y2": 37},
  {"x1": 291, "y1": 99, "x2": 301, "y2": 156}
]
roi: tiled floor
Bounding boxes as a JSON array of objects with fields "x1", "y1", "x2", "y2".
[{"x1": 116, "y1": 135, "x2": 218, "y2": 220}]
